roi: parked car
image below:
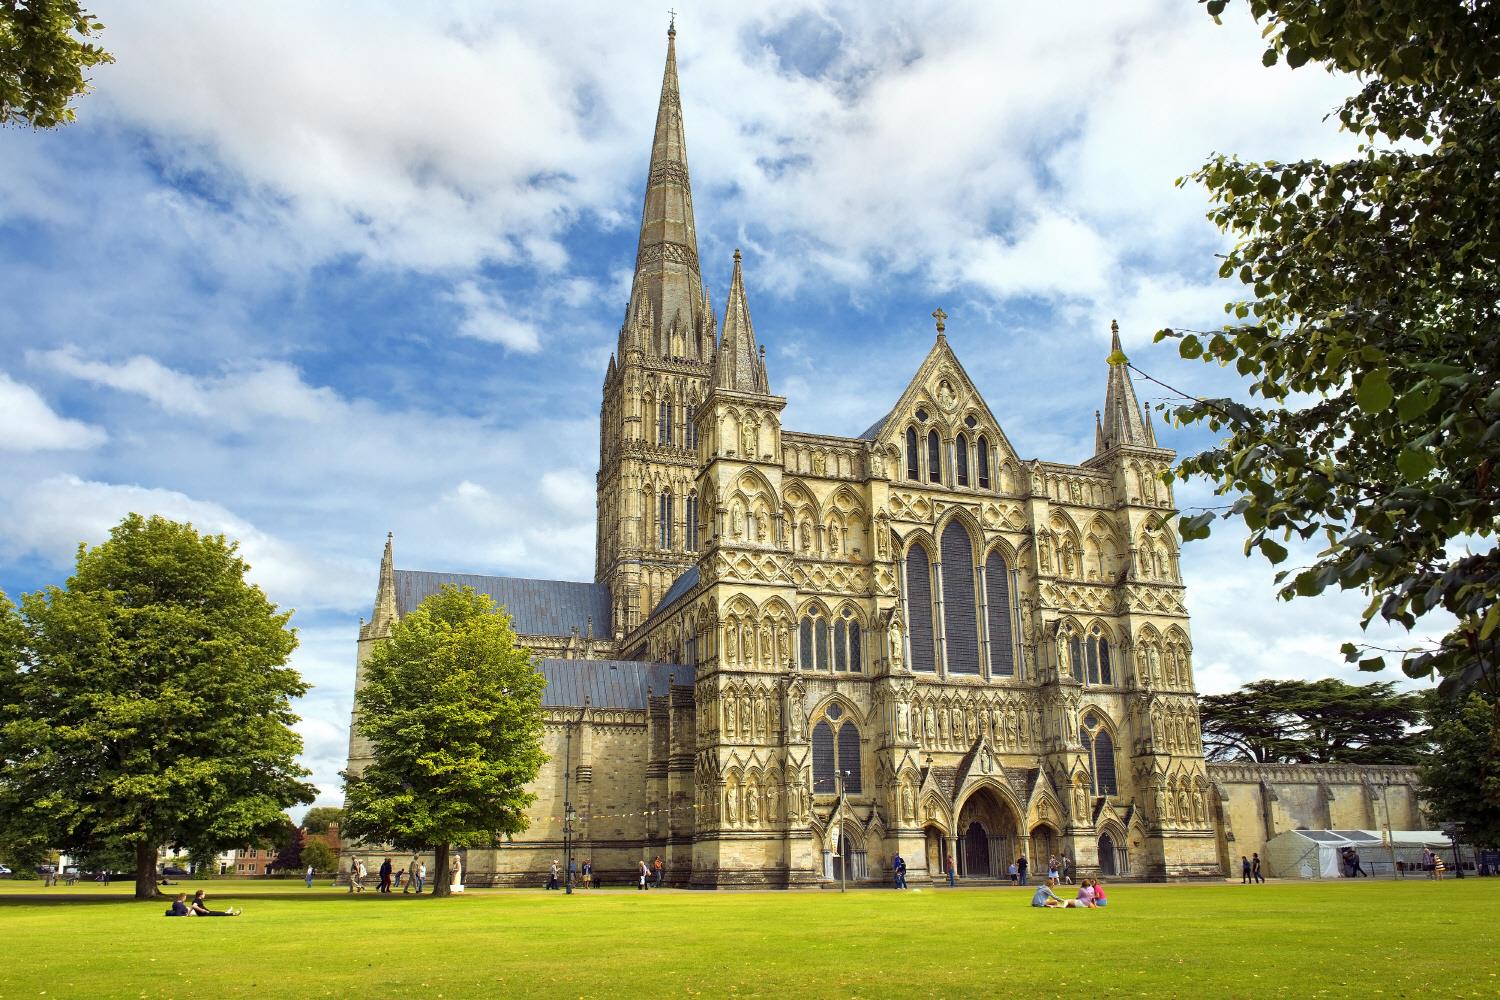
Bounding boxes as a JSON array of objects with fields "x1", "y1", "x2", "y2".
[
  {"x1": 0, "y1": 864, "x2": 13, "y2": 877},
  {"x1": 159, "y1": 865, "x2": 191, "y2": 877}
]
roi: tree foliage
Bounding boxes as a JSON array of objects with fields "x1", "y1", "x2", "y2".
[
  {"x1": 0, "y1": 0, "x2": 113, "y2": 128},
  {"x1": 272, "y1": 822, "x2": 305, "y2": 871},
  {"x1": 0, "y1": 514, "x2": 315, "y2": 898},
  {"x1": 341, "y1": 586, "x2": 546, "y2": 897},
  {"x1": 300, "y1": 806, "x2": 343, "y2": 836},
  {"x1": 1418, "y1": 692, "x2": 1500, "y2": 847},
  {"x1": 1200, "y1": 678, "x2": 1429, "y2": 764},
  {"x1": 1161, "y1": 0, "x2": 1500, "y2": 695},
  {"x1": 300, "y1": 838, "x2": 337, "y2": 874}
]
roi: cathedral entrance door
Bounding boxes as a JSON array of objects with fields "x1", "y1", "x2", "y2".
[
  {"x1": 963, "y1": 822, "x2": 989, "y2": 878},
  {"x1": 1098, "y1": 833, "x2": 1118, "y2": 876}
]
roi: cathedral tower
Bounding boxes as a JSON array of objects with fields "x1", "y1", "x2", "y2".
[{"x1": 596, "y1": 23, "x2": 717, "y2": 634}]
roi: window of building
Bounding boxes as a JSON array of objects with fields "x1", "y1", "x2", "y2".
[
  {"x1": 927, "y1": 430, "x2": 942, "y2": 484},
  {"x1": 685, "y1": 493, "x2": 698, "y2": 552},
  {"x1": 964, "y1": 414, "x2": 978, "y2": 428},
  {"x1": 985, "y1": 551, "x2": 1016, "y2": 676},
  {"x1": 1068, "y1": 630, "x2": 1084, "y2": 683},
  {"x1": 657, "y1": 491, "x2": 673, "y2": 550},
  {"x1": 799, "y1": 609, "x2": 830, "y2": 671},
  {"x1": 833, "y1": 608, "x2": 863, "y2": 673},
  {"x1": 812, "y1": 706, "x2": 862, "y2": 794},
  {"x1": 906, "y1": 428, "x2": 919, "y2": 481},
  {"x1": 687, "y1": 417, "x2": 698, "y2": 451},
  {"x1": 1086, "y1": 626, "x2": 1113, "y2": 685},
  {"x1": 904, "y1": 545, "x2": 935, "y2": 671},
  {"x1": 658, "y1": 400, "x2": 672, "y2": 446},
  {"x1": 916, "y1": 408, "x2": 929, "y2": 422},
  {"x1": 956, "y1": 433, "x2": 969, "y2": 487},
  {"x1": 941, "y1": 522, "x2": 980, "y2": 675},
  {"x1": 977, "y1": 436, "x2": 991, "y2": 489},
  {"x1": 1080, "y1": 712, "x2": 1119, "y2": 796}
]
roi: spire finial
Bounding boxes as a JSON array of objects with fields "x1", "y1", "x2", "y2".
[
  {"x1": 932, "y1": 307, "x2": 947, "y2": 337},
  {"x1": 668, "y1": 9, "x2": 676, "y2": 35},
  {"x1": 733, "y1": 247, "x2": 742, "y2": 262}
]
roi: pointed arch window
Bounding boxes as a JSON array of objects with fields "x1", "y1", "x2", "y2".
[
  {"x1": 837, "y1": 720, "x2": 863, "y2": 792},
  {"x1": 1068, "y1": 631, "x2": 1084, "y2": 683},
  {"x1": 1080, "y1": 712, "x2": 1118, "y2": 796},
  {"x1": 904, "y1": 545, "x2": 936, "y2": 672},
  {"x1": 658, "y1": 400, "x2": 672, "y2": 446},
  {"x1": 927, "y1": 430, "x2": 942, "y2": 484},
  {"x1": 977, "y1": 436, "x2": 991, "y2": 490},
  {"x1": 1086, "y1": 626, "x2": 1113, "y2": 686},
  {"x1": 812, "y1": 710, "x2": 862, "y2": 795},
  {"x1": 812, "y1": 720, "x2": 836, "y2": 793},
  {"x1": 799, "y1": 608, "x2": 830, "y2": 671},
  {"x1": 956, "y1": 433, "x2": 970, "y2": 487},
  {"x1": 833, "y1": 608, "x2": 862, "y2": 673},
  {"x1": 686, "y1": 415, "x2": 699, "y2": 451},
  {"x1": 657, "y1": 491, "x2": 673, "y2": 550},
  {"x1": 940, "y1": 522, "x2": 980, "y2": 675},
  {"x1": 685, "y1": 493, "x2": 699, "y2": 552},
  {"x1": 906, "y1": 428, "x2": 920, "y2": 481},
  {"x1": 985, "y1": 551, "x2": 1016, "y2": 677}
]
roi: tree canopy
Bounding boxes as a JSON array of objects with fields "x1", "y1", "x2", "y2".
[
  {"x1": 0, "y1": 0, "x2": 113, "y2": 128},
  {"x1": 300, "y1": 806, "x2": 343, "y2": 836},
  {"x1": 1159, "y1": 0, "x2": 1500, "y2": 696},
  {"x1": 300, "y1": 838, "x2": 337, "y2": 874},
  {"x1": 1418, "y1": 691, "x2": 1500, "y2": 847},
  {"x1": 0, "y1": 514, "x2": 315, "y2": 898},
  {"x1": 1200, "y1": 678, "x2": 1429, "y2": 764},
  {"x1": 341, "y1": 585, "x2": 546, "y2": 897}
]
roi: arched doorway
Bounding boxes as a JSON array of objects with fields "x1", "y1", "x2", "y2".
[
  {"x1": 1029, "y1": 824, "x2": 1057, "y2": 866},
  {"x1": 1098, "y1": 833, "x2": 1117, "y2": 876},
  {"x1": 923, "y1": 825, "x2": 945, "y2": 877},
  {"x1": 956, "y1": 786, "x2": 1019, "y2": 878}
]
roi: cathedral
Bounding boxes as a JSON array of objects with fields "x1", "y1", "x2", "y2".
[{"x1": 344, "y1": 26, "x2": 1424, "y2": 887}]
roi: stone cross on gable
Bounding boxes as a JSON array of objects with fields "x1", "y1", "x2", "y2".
[{"x1": 932, "y1": 308, "x2": 947, "y2": 335}]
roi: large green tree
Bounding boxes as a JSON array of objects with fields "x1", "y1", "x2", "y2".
[
  {"x1": 341, "y1": 586, "x2": 546, "y2": 897},
  {"x1": 0, "y1": 514, "x2": 315, "y2": 899},
  {"x1": 1418, "y1": 691, "x2": 1500, "y2": 847},
  {"x1": 0, "y1": 0, "x2": 113, "y2": 128},
  {"x1": 1201, "y1": 678, "x2": 1429, "y2": 764},
  {"x1": 1159, "y1": 0, "x2": 1500, "y2": 695},
  {"x1": 300, "y1": 838, "x2": 337, "y2": 875},
  {"x1": 300, "y1": 805, "x2": 343, "y2": 835}
]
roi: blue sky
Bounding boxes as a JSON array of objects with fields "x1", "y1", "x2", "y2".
[{"x1": 0, "y1": 1, "x2": 1441, "y2": 808}]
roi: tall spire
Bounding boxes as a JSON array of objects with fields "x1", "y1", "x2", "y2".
[
  {"x1": 714, "y1": 249, "x2": 769, "y2": 393},
  {"x1": 368, "y1": 532, "x2": 398, "y2": 637},
  {"x1": 1097, "y1": 319, "x2": 1152, "y2": 453},
  {"x1": 626, "y1": 22, "x2": 704, "y2": 358}
]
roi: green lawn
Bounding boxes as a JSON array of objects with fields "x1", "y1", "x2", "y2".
[{"x1": 2, "y1": 878, "x2": 1495, "y2": 999}]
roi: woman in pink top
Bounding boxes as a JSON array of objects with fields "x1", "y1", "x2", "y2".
[{"x1": 1093, "y1": 879, "x2": 1108, "y2": 907}]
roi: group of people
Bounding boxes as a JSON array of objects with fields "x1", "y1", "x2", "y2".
[
  {"x1": 1341, "y1": 846, "x2": 1370, "y2": 877},
  {"x1": 347, "y1": 856, "x2": 429, "y2": 894},
  {"x1": 1030, "y1": 877, "x2": 1108, "y2": 908},
  {"x1": 164, "y1": 890, "x2": 241, "y2": 917},
  {"x1": 1239, "y1": 853, "x2": 1267, "y2": 883},
  {"x1": 1422, "y1": 847, "x2": 1448, "y2": 879}
]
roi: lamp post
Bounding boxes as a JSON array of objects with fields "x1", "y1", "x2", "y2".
[
  {"x1": 836, "y1": 769, "x2": 851, "y2": 893},
  {"x1": 564, "y1": 802, "x2": 576, "y2": 895}
]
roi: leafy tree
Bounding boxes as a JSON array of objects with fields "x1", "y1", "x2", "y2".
[
  {"x1": 1201, "y1": 678, "x2": 1428, "y2": 764},
  {"x1": 0, "y1": 514, "x2": 316, "y2": 899},
  {"x1": 273, "y1": 822, "x2": 305, "y2": 871},
  {"x1": 1418, "y1": 692, "x2": 1500, "y2": 847},
  {"x1": 1159, "y1": 0, "x2": 1500, "y2": 695},
  {"x1": 300, "y1": 839, "x2": 337, "y2": 874},
  {"x1": 300, "y1": 806, "x2": 343, "y2": 836},
  {"x1": 0, "y1": 0, "x2": 113, "y2": 128},
  {"x1": 341, "y1": 586, "x2": 546, "y2": 897}
]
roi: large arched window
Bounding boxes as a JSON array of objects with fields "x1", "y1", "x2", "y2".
[
  {"x1": 799, "y1": 609, "x2": 830, "y2": 670},
  {"x1": 657, "y1": 491, "x2": 673, "y2": 550},
  {"x1": 905, "y1": 545, "x2": 936, "y2": 672},
  {"x1": 985, "y1": 551, "x2": 1016, "y2": 676},
  {"x1": 927, "y1": 430, "x2": 942, "y2": 484},
  {"x1": 811, "y1": 703, "x2": 862, "y2": 794},
  {"x1": 906, "y1": 428, "x2": 920, "y2": 481},
  {"x1": 685, "y1": 493, "x2": 699, "y2": 552},
  {"x1": 833, "y1": 607, "x2": 862, "y2": 673},
  {"x1": 940, "y1": 522, "x2": 980, "y2": 675},
  {"x1": 658, "y1": 399, "x2": 672, "y2": 446},
  {"x1": 956, "y1": 433, "x2": 970, "y2": 487},
  {"x1": 977, "y1": 435, "x2": 991, "y2": 490},
  {"x1": 1080, "y1": 712, "x2": 1118, "y2": 796},
  {"x1": 1086, "y1": 626, "x2": 1113, "y2": 685}
]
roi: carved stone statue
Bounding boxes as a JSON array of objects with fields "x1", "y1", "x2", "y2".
[
  {"x1": 741, "y1": 421, "x2": 756, "y2": 457},
  {"x1": 746, "y1": 784, "x2": 760, "y2": 824},
  {"x1": 902, "y1": 782, "x2": 916, "y2": 820},
  {"x1": 726, "y1": 786, "x2": 739, "y2": 825}
]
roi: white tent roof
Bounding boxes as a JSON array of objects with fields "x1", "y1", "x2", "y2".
[{"x1": 1279, "y1": 829, "x2": 1454, "y2": 848}]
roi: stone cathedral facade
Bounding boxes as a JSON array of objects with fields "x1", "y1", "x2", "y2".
[{"x1": 344, "y1": 28, "x2": 1427, "y2": 887}]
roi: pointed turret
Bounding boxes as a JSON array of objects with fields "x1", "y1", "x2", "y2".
[
  {"x1": 625, "y1": 22, "x2": 704, "y2": 358},
  {"x1": 713, "y1": 250, "x2": 769, "y2": 393},
  {"x1": 363, "y1": 532, "x2": 398, "y2": 639},
  {"x1": 1096, "y1": 320, "x2": 1152, "y2": 453}
]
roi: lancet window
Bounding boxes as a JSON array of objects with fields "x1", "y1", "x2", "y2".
[
  {"x1": 956, "y1": 432, "x2": 970, "y2": 486},
  {"x1": 906, "y1": 428, "x2": 919, "y2": 481},
  {"x1": 927, "y1": 430, "x2": 942, "y2": 484},
  {"x1": 904, "y1": 544, "x2": 936, "y2": 672},
  {"x1": 977, "y1": 435, "x2": 991, "y2": 489},
  {"x1": 811, "y1": 702, "x2": 862, "y2": 793},
  {"x1": 1079, "y1": 712, "x2": 1118, "y2": 796}
]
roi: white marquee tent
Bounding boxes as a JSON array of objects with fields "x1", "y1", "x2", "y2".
[{"x1": 1264, "y1": 829, "x2": 1471, "y2": 879}]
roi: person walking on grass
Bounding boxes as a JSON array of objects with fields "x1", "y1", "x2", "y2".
[
  {"x1": 547, "y1": 859, "x2": 560, "y2": 890},
  {"x1": 379, "y1": 857, "x2": 393, "y2": 893},
  {"x1": 581, "y1": 859, "x2": 593, "y2": 888},
  {"x1": 305, "y1": 863, "x2": 314, "y2": 889},
  {"x1": 653, "y1": 855, "x2": 664, "y2": 888},
  {"x1": 416, "y1": 860, "x2": 427, "y2": 894},
  {"x1": 945, "y1": 853, "x2": 956, "y2": 887},
  {"x1": 405, "y1": 856, "x2": 419, "y2": 894},
  {"x1": 638, "y1": 859, "x2": 651, "y2": 890},
  {"x1": 1251, "y1": 853, "x2": 1265, "y2": 883},
  {"x1": 1241, "y1": 855, "x2": 1252, "y2": 884},
  {"x1": 892, "y1": 853, "x2": 907, "y2": 889}
]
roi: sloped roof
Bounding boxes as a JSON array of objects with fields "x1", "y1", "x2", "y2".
[
  {"x1": 538, "y1": 658, "x2": 689, "y2": 710},
  {"x1": 650, "y1": 565, "x2": 700, "y2": 620},
  {"x1": 857, "y1": 409, "x2": 893, "y2": 441},
  {"x1": 393, "y1": 570, "x2": 610, "y2": 639}
]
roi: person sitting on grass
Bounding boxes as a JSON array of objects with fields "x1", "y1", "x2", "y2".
[
  {"x1": 1073, "y1": 879, "x2": 1097, "y2": 908},
  {"x1": 164, "y1": 893, "x2": 193, "y2": 917},
  {"x1": 1031, "y1": 878, "x2": 1065, "y2": 908},
  {"x1": 189, "y1": 890, "x2": 240, "y2": 917},
  {"x1": 1093, "y1": 879, "x2": 1109, "y2": 907}
]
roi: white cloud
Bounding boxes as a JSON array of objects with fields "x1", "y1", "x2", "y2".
[
  {"x1": 445, "y1": 281, "x2": 542, "y2": 352},
  {"x1": 32, "y1": 347, "x2": 211, "y2": 415},
  {"x1": 0, "y1": 371, "x2": 107, "y2": 451}
]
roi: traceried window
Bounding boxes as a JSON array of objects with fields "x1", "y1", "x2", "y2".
[
  {"x1": 956, "y1": 433, "x2": 970, "y2": 487},
  {"x1": 658, "y1": 400, "x2": 672, "y2": 446},
  {"x1": 1080, "y1": 712, "x2": 1118, "y2": 796},
  {"x1": 812, "y1": 703, "x2": 862, "y2": 794},
  {"x1": 1068, "y1": 630, "x2": 1084, "y2": 683},
  {"x1": 906, "y1": 428, "x2": 920, "y2": 481},
  {"x1": 927, "y1": 430, "x2": 942, "y2": 484},
  {"x1": 985, "y1": 551, "x2": 1016, "y2": 676},
  {"x1": 686, "y1": 417, "x2": 698, "y2": 451},
  {"x1": 685, "y1": 493, "x2": 699, "y2": 552},
  {"x1": 657, "y1": 491, "x2": 673, "y2": 550},
  {"x1": 977, "y1": 435, "x2": 991, "y2": 490},
  {"x1": 904, "y1": 544, "x2": 935, "y2": 671},
  {"x1": 833, "y1": 608, "x2": 863, "y2": 673},
  {"x1": 940, "y1": 522, "x2": 980, "y2": 674},
  {"x1": 1086, "y1": 626, "x2": 1113, "y2": 686},
  {"x1": 799, "y1": 609, "x2": 830, "y2": 671}
]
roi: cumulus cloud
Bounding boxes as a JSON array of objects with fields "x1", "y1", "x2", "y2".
[
  {"x1": 0, "y1": 371, "x2": 107, "y2": 451},
  {"x1": 445, "y1": 281, "x2": 542, "y2": 352}
]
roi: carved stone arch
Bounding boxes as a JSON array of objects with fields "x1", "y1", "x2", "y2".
[
  {"x1": 1083, "y1": 616, "x2": 1117, "y2": 643},
  {"x1": 955, "y1": 776, "x2": 1026, "y2": 829},
  {"x1": 735, "y1": 466, "x2": 776, "y2": 502},
  {"x1": 829, "y1": 599, "x2": 866, "y2": 625},
  {"x1": 918, "y1": 792, "x2": 953, "y2": 833},
  {"x1": 902, "y1": 528, "x2": 938, "y2": 558},
  {"x1": 934, "y1": 505, "x2": 984, "y2": 549},
  {"x1": 797, "y1": 596, "x2": 834, "y2": 619},
  {"x1": 828, "y1": 484, "x2": 866, "y2": 517},
  {"x1": 781, "y1": 478, "x2": 822, "y2": 519},
  {"x1": 760, "y1": 596, "x2": 795, "y2": 622},
  {"x1": 1077, "y1": 703, "x2": 1119, "y2": 737},
  {"x1": 808, "y1": 692, "x2": 866, "y2": 728}
]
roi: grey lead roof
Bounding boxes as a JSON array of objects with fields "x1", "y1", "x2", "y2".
[
  {"x1": 393, "y1": 570, "x2": 611, "y2": 639},
  {"x1": 857, "y1": 409, "x2": 892, "y2": 441},
  {"x1": 649, "y1": 565, "x2": 699, "y2": 620},
  {"x1": 538, "y1": 658, "x2": 689, "y2": 710}
]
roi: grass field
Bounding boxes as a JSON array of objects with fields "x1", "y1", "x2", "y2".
[{"x1": 2, "y1": 878, "x2": 1496, "y2": 999}]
